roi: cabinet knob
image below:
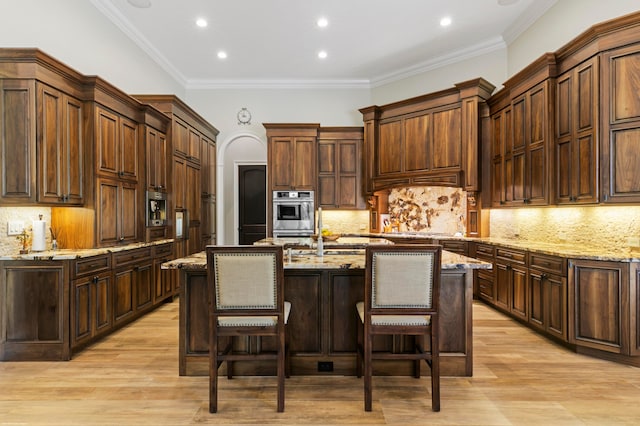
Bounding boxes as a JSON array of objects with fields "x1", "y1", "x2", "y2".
[{"x1": 92, "y1": 276, "x2": 99, "y2": 284}]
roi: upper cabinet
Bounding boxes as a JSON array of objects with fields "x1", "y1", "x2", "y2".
[
  {"x1": 317, "y1": 127, "x2": 365, "y2": 210},
  {"x1": 489, "y1": 55, "x2": 556, "y2": 207},
  {"x1": 601, "y1": 43, "x2": 640, "y2": 203},
  {"x1": 37, "y1": 83, "x2": 85, "y2": 205},
  {"x1": 94, "y1": 105, "x2": 139, "y2": 182},
  {"x1": 359, "y1": 78, "x2": 495, "y2": 194},
  {"x1": 489, "y1": 10, "x2": 640, "y2": 208},
  {"x1": 555, "y1": 57, "x2": 599, "y2": 204},
  {"x1": 265, "y1": 123, "x2": 319, "y2": 191}
]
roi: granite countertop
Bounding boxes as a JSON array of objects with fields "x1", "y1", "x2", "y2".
[
  {"x1": 0, "y1": 239, "x2": 174, "y2": 261},
  {"x1": 254, "y1": 236, "x2": 394, "y2": 249},
  {"x1": 363, "y1": 232, "x2": 640, "y2": 262},
  {"x1": 161, "y1": 248, "x2": 492, "y2": 271}
]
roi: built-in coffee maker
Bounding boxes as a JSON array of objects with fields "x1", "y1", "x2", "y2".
[{"x1": 146, "y1": 191, "x2": 167, "y2": 227}]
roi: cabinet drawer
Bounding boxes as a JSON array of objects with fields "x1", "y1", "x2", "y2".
[
  {"x1": 439, "y1": 240, "x2": 469, "y2": 256},
  {"x1": 73, "y1": 254, "x2": 111, "y2": 279},
  {"x1": 112, "y1": 247, "x2": 152, "y2": 267},
  {"x1": 529, "y1": 252, "x2": 566, "y2": 275},
  {"x1": 495, "y1": 247, "x2": 526, "y2": 265},
  {"x1": 474, "y1": 243, "x2": 495, "y2": 260},
  {"x1": 154, "y1": 243, "x2": 173, "y2": 259}
]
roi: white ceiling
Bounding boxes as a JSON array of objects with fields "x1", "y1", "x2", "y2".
[{"x1": 91, "y1": 0, "x2": 558, "y2": 89}]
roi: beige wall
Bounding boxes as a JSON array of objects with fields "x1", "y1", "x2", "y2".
[{"x1": 507, "y1": 0, "x2": 640, "y2": 76}]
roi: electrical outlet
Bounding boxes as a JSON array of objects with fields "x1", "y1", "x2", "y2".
[
  {"x1": 7, "y1": 220, "x2": 25, "y2": 236},
  {"x1": 627, "y1": 237, "x2": 640, "y2": 247}
]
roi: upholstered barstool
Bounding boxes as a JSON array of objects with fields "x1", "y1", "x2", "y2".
[
  {"x1": 356, "y1": 244, "x2": 442, "y2": 412},
  {"x1": 207, "y1": 245, "x2": 290, "y2": 413}
]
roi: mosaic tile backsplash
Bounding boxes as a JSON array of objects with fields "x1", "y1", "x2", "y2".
[{"x1": 388, "y1": 186, "x2": 467, "y2": 235}]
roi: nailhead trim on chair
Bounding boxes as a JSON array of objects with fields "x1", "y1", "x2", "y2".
[{"x1": 371, "y1": 252, "x2": 434, "y2": 309}]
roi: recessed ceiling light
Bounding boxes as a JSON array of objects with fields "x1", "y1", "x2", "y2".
[
  {"x1": 217, "y1": 51, "x2": 227, "y2": 59},
  {"x1": 440, "y1": 16, "x2": 452, "y2": 27},
  {"x1": 127, "y1": 0, "x2": 151, "y2": 8},
  {"x1": 317, "y1": 17, "x2": 329, "y2": 28},
  {"x1": 318, "y1": 50, "x2": 328, "y2": 59},
  {"x1": 196, "y1": 18, "x2": 208, "y2": 28}
]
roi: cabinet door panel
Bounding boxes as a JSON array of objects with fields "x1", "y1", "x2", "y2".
[
  {"x1": 270, "y1": 137, "x2": 293, "y2": 188},
  {"x1": 188, "y1": 129, "x2": 201, "y2": 162},
  {"x1": 529, "y1": 271, "x2": 545, "y2": 330},
  {"x1": 94, "y1": 274, "x2": 112, "y2": 334},
  {"x1": 546, "y1": 274, "x2": 566, "y2": 340},
  {"x1": 120, "y1": 182, "x2": 138, "y2": 242},
  {"x1": 432, "y1": 108, "x2": 461, "y2": 169},
  {"x1": 611, "y1": 50, "x2": 640, "y2": 122},
  {"x1": 119, "y1": 117, "x2": 138, "y2": 180},
  {"x1": 293, "y1": 137, "x2": 315, "y2": 189},
  {"x1": 511, "y1": 265, "x2": 528, "y2": 320},
  {"x1": 64, "y1": 96, "x2": 84, "y2": 203},
  {"x1": 135, "y1": 263, "x2": 153, "y2": 311},
  {"x1": 72, "y1": 279, "x2": 92, "y2": 343},
  {"x1": 0, "y1": 79, "x2": 35, "y2": 202},
  {"x1": 330, "y1": 272, "x2": 364, "y2": 353},
  {"x1": 284, "y1": 273, "x2": 322, "y2": 354},
  {"x1": 404, "y1": 114, "x2": 430, "y2": 171},
  {"x1": 96, "y1": 108, "x2": 118, "y2": 176},
  {"x1": 318, "y1": 175, "x2": 336, "y2": 206},
  {"x1": 378, "y1": 121, "x2": 402, "y2": 175},
  {"x1": 611, "y1": 128, "x2": 640, "y2": 196},
  {"x1": 173, "y1": 156, "x2": 185, "y2": 210},
  {"x1": 528, "y1": 145, "x2": 546, "y2": 202},
  {"x1": 114, "y1": 269, "x2": 134, "y2": 324},
  {"x1": 529, "y1": 86, "x2": 546, "y2": 146},
  {"x1": 174, "y1": 118, "x2": 189, "y2": 156},
  {"x1": 569, "y1": 260, "x2": 629, "y2": 353},
  {"x1": 98, "y1": 180, "x2": 119, "y2": 244},
  {"x1": 338, "y1": 176, "x2": 358, "y2": 207},
  {"x1": 495, "y1": 263, "x2": 511, "y2": 311},
  {"x1": 39, "y1": 84, "x2": 63, "y2": 202}
]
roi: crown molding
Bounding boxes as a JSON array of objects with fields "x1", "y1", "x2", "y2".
[
  {"x1": 502, "y1": 0, "x2": 559, "y2": 44},
  {"x1": 90, "y1": 0, "x2": 188, "y2": 87}
]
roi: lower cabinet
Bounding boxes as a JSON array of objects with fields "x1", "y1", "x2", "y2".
[
  {"x1": 113, "y1": 247, "x2": 153, "y2": 326},
  {"x1": 568, "y1": 259, "x2": 630, "y2": 354},
  {"x1": 494, "y1": 247, "x2": 528, "y2": 320},
  {"x1": 0, "y1": 261, "x2": 69, "y2": 361},
  {"x1": 71, "y1": 270, "x2": 113, "y2": 349},
  {"x1": 528, "y1": 253, "x2": 567, "y2": 341}
]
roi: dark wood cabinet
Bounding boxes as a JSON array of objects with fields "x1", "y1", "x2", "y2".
[
  {"x1": 95, "y1": 106, "x2": 139, "y2": 182},
  {"x1": 568, "y1": 259, "x2": 630, "y2": 354},
  {"x1": 0, "y1": 261, "x2": 70, "y2": 360},
  {"x1": 601, "y1": 43, "x2": 640, "y2": 203},
  {"x1": 266, "y1": 125, "x2": 318, "y2": 191},
  {"x1": 471, "y1": 242, "x2": 495, "y2": 304},
  {"x1": 70, "y1": 254, "x2": 112, "y2": 350},
  {"x1": 555, "y1": 56, "x2": 599, "y2": 204},
  {"x1": 37, "y1": 83, "x2": 84, "y2": 205},
  {"x1": 0, "y1": 79, "x2": 35, "y2": 204},
  {"x1": 145, "y1": 125, "x2": 167, "y2": 192},
  {"x1": 360, "y1": 79, "x2": 494, "y2": 195},
  {"x1": 71, "y1": 269, "x2": 112, "y2": 349},
  {"x1": 499, "y1": 79, "x2": 552, "y2": 207},
  {"x1": 152, "y1": 243, "x2": 174, "y2": 303},
  {"x1": 528, "y1": 253, "x2": 567, "y2": 340},
  {"x1": 96, "y1": 178, "x2": 139, "y2": 246},
  {"x1": 317, "y1": 127, "x2": 365, "y2": 209},
  {"x1": 494, "y1": 247, "x2": 528, "y2": 320},
  {"x1": 265, "y1": 123, "x2": 319, "y2": 235},
  {"x1": 112, "y1": 247, "x2": 153, "y2": 326},
  {"x1": 133, "y1": 95, "x2": 218, "y2": 250}
]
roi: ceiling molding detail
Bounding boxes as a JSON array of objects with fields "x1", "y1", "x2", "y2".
[
  {"x1": 369, "y1": 36, "x2": 507, "y2": 88},
  {"x1": 90, "y1": 0, "x2": 188, "y2": 87},
  {"x1": 502, "y1": 0, "x2": 559, "y2": 44}
]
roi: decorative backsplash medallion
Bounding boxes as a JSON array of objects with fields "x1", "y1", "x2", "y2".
[{"x1": 388, "y1": 186, "x2": 466, "y2": 234}]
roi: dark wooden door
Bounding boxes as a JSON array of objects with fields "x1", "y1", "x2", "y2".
[{"x1": 238, "y1": 165, "x2": 266, "y2": 245}]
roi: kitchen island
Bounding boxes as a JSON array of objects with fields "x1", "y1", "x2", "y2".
[{"x1": 163, "y1": 241, "x2": 491, "y2": 377}]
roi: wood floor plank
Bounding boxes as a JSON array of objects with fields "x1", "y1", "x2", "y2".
[{"x1": 1, "y1": 299, "x2": 640, "y2": 425}]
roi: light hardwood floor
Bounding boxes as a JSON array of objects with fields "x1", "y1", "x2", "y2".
[{"x1": 2, "y1": 299, "x2": 640, "y2": 425}]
